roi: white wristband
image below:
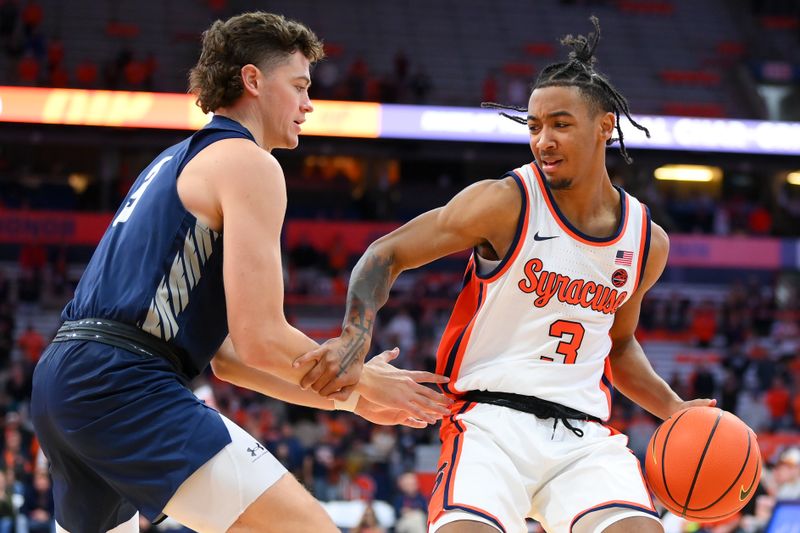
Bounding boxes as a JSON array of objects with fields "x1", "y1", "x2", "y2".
[{"x1": 333, "y1": 391, "x2": 361, "y2": 412}]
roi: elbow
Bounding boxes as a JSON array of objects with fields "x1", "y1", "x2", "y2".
[
  {"x1": 209, "y1": 355, "x2": 232, "y2": 382},
  {"x1": 363, "y1": 238, "x2": 393, "y2": 262},
  {"x1": 227, "y1": 315, "x2": 294, "y2": 372},
  {"x1": 209, "y1": 347, "x2": 248, "y2": 385}
]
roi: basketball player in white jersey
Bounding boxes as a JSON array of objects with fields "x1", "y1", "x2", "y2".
[{"x1": 295, "y1": 18, "x2": 715, "y2": 533}]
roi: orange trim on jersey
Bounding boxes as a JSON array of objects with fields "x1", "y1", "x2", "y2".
[
  {"x1": 428, "y1": 406, "x2": 465, "y2": 521},
  {"x1": 601, "y1": 422, "x2": 621, "y2": 436},
  {"x1": 478, "y1": 169, "x2": 531, "y2": 283},
  {"x1": 532, "y1": 164, "x2": 629, "y2": 247},
  {"x1": 429, "y1": 401, "x2": 507, "y2": 532},
  {"x1": 632, "y1": 202, "x2": 649, "y2": 292},
  {"x1": 435, "y1": 262, "x2": 486, "y2": 397}
]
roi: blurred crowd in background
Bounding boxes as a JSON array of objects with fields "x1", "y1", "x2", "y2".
[
  {"x1": 0, "y1": 231, "x2": 796, "y2": 532},
  {"x1": 0, "y1": 0, "x2": 798, "y2": 531}
]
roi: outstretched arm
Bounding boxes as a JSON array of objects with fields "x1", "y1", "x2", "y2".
[
  {"x1": 608, "y1": 222, "x2": 715, "y2": 420},
  {"x1": 295, "y1": 176, "x2": 523, "y2": 397},
  {"x1": 210, "y1": 337, "x2": 450, "y2": 427}
]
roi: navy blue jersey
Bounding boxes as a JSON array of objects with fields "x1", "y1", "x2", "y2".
[{"x1": 64, "y1": 115, "x2": 256, "y2": 373}]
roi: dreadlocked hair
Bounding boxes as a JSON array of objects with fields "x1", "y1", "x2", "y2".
[{"x1": 483, "y1": 16, "x2": 650, "y2": 164}]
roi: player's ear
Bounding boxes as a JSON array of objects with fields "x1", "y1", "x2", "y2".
[
  {"x1": 600, "y1": 112, "x2": 617, "y2": 141},
  {"x1": 599, "y1": 111, "x2": 615, "y2": 142},
  {"x1": 240, "y1": 64, "x2": 261, "y2": 96}
]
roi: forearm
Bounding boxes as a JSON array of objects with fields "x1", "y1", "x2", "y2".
[
  {"x1": 213, "y1": 338, "x2": 334, "y2": 409},
  {"x1": 228, "y1": 324, "x2": 325, "y2": 386},
  {"x1": 609, "y1": 337, "x2": 683, "y2": 420},
  {"x1": 339, "y1": 245, "x2": 398, "y2": 364}
]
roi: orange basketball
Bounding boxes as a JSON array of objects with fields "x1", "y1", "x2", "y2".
[{"x1": 644, "y1": 406, "x2": 762, "y2": 522}]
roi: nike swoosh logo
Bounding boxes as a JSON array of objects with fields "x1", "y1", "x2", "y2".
[
  {"x1": 533, "y1": 232, "x2": 558, "y2": 241},
  {"x1": 739, "y1": 482, "x2": 754, "y2": 501}
]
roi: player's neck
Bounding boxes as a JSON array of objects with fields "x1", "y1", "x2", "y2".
[
  {"x1": 550, "y1": 171, "x2": 620, "y2": 237},
  {"x1": 214, "y1": 106, "x2": 266, "y2": 150}
]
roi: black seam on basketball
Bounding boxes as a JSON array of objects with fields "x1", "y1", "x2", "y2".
[
  {"x1": 660, "y1": 409, "x2": 693, "y2": 510},
  {"x1": 686, "y1": 422, "x2": 751, "y2": 511},
  {"x1": 681, "y1": 410, "x2": 723, "y2": 517}
]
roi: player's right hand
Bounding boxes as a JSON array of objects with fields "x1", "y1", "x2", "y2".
[{"x1": 293, "y1": 332, "x2": 370, "y2": 398}]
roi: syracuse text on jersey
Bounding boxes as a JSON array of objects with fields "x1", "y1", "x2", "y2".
[{"x1": 517, "y1": 257, "x2": 628, "y2": 315}]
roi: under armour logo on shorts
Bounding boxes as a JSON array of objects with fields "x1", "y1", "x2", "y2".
[{"x1": 247, "y1": 441, "x2": 266, "y2": 461}]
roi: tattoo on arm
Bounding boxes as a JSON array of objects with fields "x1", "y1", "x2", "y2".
[
  {"x1": 337, "y1": 251, "x2": 394, "y2": 376},
  {"x1": 336, "y1": 313, "x2": 372, "y2": 376}
]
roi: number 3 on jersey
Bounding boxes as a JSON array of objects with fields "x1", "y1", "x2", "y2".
[
  {"x1": 543, "y1": 320, "x2": 585, "y2": 364},
  {"x1": 112, "y1": 155, "x2": 173, "y2": 227}
]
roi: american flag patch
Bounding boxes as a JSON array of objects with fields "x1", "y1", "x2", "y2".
[{"x1": 615, "y1": 250, "x2": 633, "y2": 266}]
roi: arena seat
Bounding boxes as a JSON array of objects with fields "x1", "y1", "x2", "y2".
[
  {"x1": 759, "y1": 15, "x2": 799, "y2": 30},
  {"x1": 662, "y1": 101, "x2": 726, "y2": 117},
  {"x1": 659, "y1": 69, "x2": 721, "y2": 86},
  {"x1": 617, "y1": 0, "x2": 675, "y2": 16},
  {"x1": 523, "y1": 42, "x2": 555, "y2": 58}
]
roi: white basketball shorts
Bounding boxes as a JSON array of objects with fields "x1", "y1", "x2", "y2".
[{"x1": 428, "y1": 401, "x2": 660, "y2": 533}]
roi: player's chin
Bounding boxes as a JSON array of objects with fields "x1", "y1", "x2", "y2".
[
  {"x1": 278, "y1": 135, "x2": 300, "y2": 150},
  {"x1": 546, "y1": 174, "x2": 573, "y2": 191},
  {"x1": 287, "y1": 134, "x2": 301, "y2": 149}
]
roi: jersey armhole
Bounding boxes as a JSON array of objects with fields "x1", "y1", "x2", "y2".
[
  {"x1": 633, "y1": 203, "x2": 652, "y2": 293},
  {"x1": 473, "y1": 171, "x2": 530, "y2": 282}
]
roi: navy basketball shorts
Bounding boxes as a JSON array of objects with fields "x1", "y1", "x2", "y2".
[{"x1": 31, "y1": 340, "x2": 236, "y2": 531}]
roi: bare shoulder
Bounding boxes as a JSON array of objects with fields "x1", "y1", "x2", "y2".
[
  {"x1": 468, "y1": 175, "x2": 520, "y2": 199},
  {"x1": 178, "y1": 139, "x2": 284, "y2": 230},
  {"x1": 436, "y1": 176, "x2": 522, "y2": 253},
  {"x1": 193, "y1": 139, "x2": 283, "y2": 187},
  {"x1": 447, "y1": 176, "x2": 521, "y2": 218}
]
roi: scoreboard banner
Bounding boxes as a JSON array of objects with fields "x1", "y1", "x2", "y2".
[
  {"x1": 0, "y1": 86, "x2": 380, "y2": 137},
  {"x1": 1, "y1": 86, "x2": 799, "y2": 154}
]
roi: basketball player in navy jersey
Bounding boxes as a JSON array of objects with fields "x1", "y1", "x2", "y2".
[
  {"x1": 296, "y1": 18, "x2": 716, "y2": 533},
  {"x1": 30, "y1": 12, "x2": 451, "y2": 533}
]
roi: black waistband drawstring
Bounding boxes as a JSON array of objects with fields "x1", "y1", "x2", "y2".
[
  {"x1": 552, "y1": 417, "x2": 585, "y2": 438},
  {"x1": 463, "y1": 390, "x2": 601, "y2": 438}
]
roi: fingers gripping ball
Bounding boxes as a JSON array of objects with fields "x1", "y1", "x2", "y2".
[{"x1": 645, "y1": 407, "x2": 762, "y2": 522}]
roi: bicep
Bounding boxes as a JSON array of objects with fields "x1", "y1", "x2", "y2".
[
  {"x1": 216, "y1": 152, "x2": 289, "y2": 345},
  {"x1": 609, "y1": 222, "x2": 669, "y2": 347},
  {"x1": 373, "y1": 178, "x2": 521, "y2": 272}
]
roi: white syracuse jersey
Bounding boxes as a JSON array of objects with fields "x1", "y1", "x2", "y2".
[{"x1": 435, "y1": 162, "x2": 652, "y2": 420}]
